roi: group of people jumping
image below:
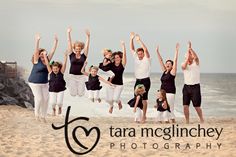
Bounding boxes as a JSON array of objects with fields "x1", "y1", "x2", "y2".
[{"x1": 28, "y1": 27, "x2": 204, "y2": 124}]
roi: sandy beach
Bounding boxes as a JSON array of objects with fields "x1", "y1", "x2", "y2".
[{"x1": 0, "y1": 105, "x2": 236, "y2": 157}]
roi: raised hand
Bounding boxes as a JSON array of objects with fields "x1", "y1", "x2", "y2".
[
  {"x1": 130, "y1": 32, "x2": 135, "y2": 39},
  {"x1": 135, "y1": 34, "x2": 141, "y2": 41},
  {"x1": 133, "y1": 108, "x2": 137, "y2": 113},
  {"x1": 35, "y1": 33, "x2": 41, "y2": 41},
  {"x1": 54, "y1": 34, "x2": 58, "y2": 41},
  {"x1": 188, "y1": 41, "x2": 192, "y2": 49},
  {"x1": 67, "y1": 27, "x2": 72, "y2": 33},
  {"x1": 85, "y1": 29, "x2": 90, "y2": 37},
  {"x1": 156, "y1": 45, "x2": 160, "y2": 53},
  {"x1": 121, "y1": 40, "x2": 125, "y2": 46},
  {"x1": 176, "y1": 43, "x2": 180, "y2": 51}
]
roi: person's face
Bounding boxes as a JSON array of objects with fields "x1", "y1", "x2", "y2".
[
  {"x1": 157, "y1": 91, "x2": 163, "y2": 99},
  {"x1": 165, "y1": 61, "x2": 173, "y2": 71},
  {"x1": 137, "y1": 51, "x2": 144, "y2": 60},
  {"x1": 114, "y1": 54, "x2": 121, "y2": 64},
  {"x1": 74, "y1": 46, "x2": 82, "y2": 54},
  {"x1": 105, "y1": 52, "x2": 112, "y2": 59},
  {"x1": 91, "y1": 68, "x2": 98, "y2": 76},
  {"x1": 39, "y1": 51, "x2": 47, "y2": 61},
  {"x1": 52, "y1": 66, "x2": 60, "y2": 74}
]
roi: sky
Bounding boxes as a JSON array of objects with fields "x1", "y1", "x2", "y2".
[{"x1": 0, "y1": 0, "x2": 236, "y2": 73}]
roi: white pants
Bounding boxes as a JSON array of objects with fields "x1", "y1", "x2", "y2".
[
  {"x1": 69, "y1": 74, "x2": 86, "y2": 97},
  {"x1": 28, "y1": 83, "x2": 49, "y2": 118},
  {"x1": 49, "y1": 91, "x2": 64, "y2": 108},
  {"x1": 106, "y1": 85, "x2": 123, "y2": 107},
  {"x1": 134, "y1": 107, "x2": 143, "y2": 122},
  {"x1": 156, "y1": 111, "x2": 169, "y2": 122},
  {"x1": 166, "y1": 93, "x2": 175, "y2": 119},
  {"x1": 88, "y1": 90, "x2": 100, "y2": 100}
]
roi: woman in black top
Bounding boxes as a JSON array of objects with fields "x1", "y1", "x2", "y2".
[
  {"x1": 156, "y1": 43, "x2": 179, "y2": 123},
  {"x1": 67, "y1": 27, "x2": 90, "y2": 97},
  {"x1": 44, "y1": 51, "x2": 68, "y2": 116},
  {"x1": 106, "y1": 41, "x2": 127, "y2": 114}
]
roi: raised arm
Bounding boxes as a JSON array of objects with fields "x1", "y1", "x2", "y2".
[
  {"x1": 181, "y1": 49, "x2": 190, "y2": 70},
  {"x1": 67, "y1": 27, "x2": 73, "y2": 54},
  {"x1": 33, "y1": 33, "x2": 40, "y2": 64},
  {"x1": 48, "y1": 34, "x2": 58, "y2": 61},
  {"x1": 135, "y1": 34, "x2": 150, "y2": 58},
  {"x1": 61, "y1": 51, "x2": 69, "y2": 74},
  {"x1": 156, "y1": 45, "x2": 166, "y2": 72},
  {"x1": 81, "y1": 61, "x2": 89, "y2": 76},
  {"x1": 188, "y1": 41, "x2": 199, "y2": 65},
  {"x1": 170, "y1": 43, "x2": 179, "y2": 76},
  {"x1": 42, "y1": 51, "x2": 52, "y2": 73},
  {"x1": 130, "y1": 32, "x2": 136, "y2": 54},
  {"x1": 121, "y1": 41, "x2": 127, "y2": 66},
  {"x1": 83, "y1": 29, "x2": 90, "y2": 57}
]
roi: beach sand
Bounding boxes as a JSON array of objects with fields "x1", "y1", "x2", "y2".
[{"x1": 0, "y1": 105, "x2": 236, "y2": 157}]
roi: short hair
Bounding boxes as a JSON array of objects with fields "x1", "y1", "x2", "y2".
[
  {"x1": 73, "y1": 41, "x2": 85, "y2": 49},
  {"x1": 112, "y1": 51, "x2": 123, "y2": 59},
  {"x1": 51, "y1": 61, "x2": 62, "y2": 69},
  {"x1": 90, "y1": 65, "x2": 99, "y2": 72},
  {"x1": 102, "y1": 49, "x2": 113, "y2": 56},
  {"x1": 166, "y1": 60, "x2": 174, "y2": 66},
  {"x1": 136, "y1": 48, "x2": 144, "y2": 53}
]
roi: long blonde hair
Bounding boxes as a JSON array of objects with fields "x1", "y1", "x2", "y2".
[{"x1": 134, "y1": 84, "x2": 146, "y2": 96}]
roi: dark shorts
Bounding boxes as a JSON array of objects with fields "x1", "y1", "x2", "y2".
[
  {"x1": 183, "y1": 84, "x2": 201, "y2": 107},
  {"x1": 134, "y1": 77, "x2": 151, "y2": 100}
]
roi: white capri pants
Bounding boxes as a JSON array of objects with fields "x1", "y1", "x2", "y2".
[
  {"x1": 134, "y1": 107, "x2": 143, "y2": 122},
  {"x1": 49, "y1": 91, "x2": 64, "y2": 108},
  {"x1": 156, "y1": 111, "x2": 170, "y2": 122},
  {"x1": 166, "y1": 93, "x2": 175, "y2": 119},
  {"x1": 69, "y1": 74, "x2": 86, "y2": 97},
  {"x1": 106, "y1": 85, "x2": 123, "y2": 107},
  {"x1": 28, "y1": 83, "x2": 49, "y2": 118},
  {"x1": 88, "y1": 90, "x2": 100, "y2": 100}
]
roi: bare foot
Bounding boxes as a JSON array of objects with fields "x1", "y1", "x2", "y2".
[
  {"x1": 200, "y1": 119, "x2": 204, "y2": 123},
  {"x1": 98, "y1": 98, "x2": 101, "y2": 103},
  {"x1": 171, "y1": 119, "x2": 176, "y2": 123},
  {"x1": 109, "y1": 106, "x2": 113, "y2": 114},
  {"x1": 58, "y1": 107, "x2": 62, "y2": 115},
  {"x1": 91, "y1": 98, "x2": 95, "y2": 102},
  {"x1": 53, "y1": 108, "x2": 56, "y2": 116},
  {"x1": 118, "y1": 101, "x2": 122, "y2": 110}
]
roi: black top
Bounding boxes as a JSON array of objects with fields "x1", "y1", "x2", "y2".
[
  {"x1": 49, "y1": 71, "x2": 66, "y2": 92},
  {"x1": 127, "y1": 94, "x2": 143, "y2": 109},
  {"x1": 156, "y1": 99, "x2": 171, "y2": 112},
  {"x1": 85, "y1": 74, "x2": 102, "y2": 90},
  {"x1": 160, "y1": 71, "x2": 176, "y2": 94},
  {"x1": 99, "y1": 58, "x2": 112, "y2": 72},
  {"x1": 69, "y1": 53, "x2": 87, "y2": 75},
  {"x1": 110, "y1": 63, "x2": 124, "y2": 85}
]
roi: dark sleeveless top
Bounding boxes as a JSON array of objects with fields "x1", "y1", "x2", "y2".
[
  {"x1": 110, "y1": 63, "x2": 124, "y2": 85},
  {"x1": 99, "y1": 58, "x2": 112, "y2": 72},
  {"x1": 128, "y1": 94, "x2": 143, "y2": 109},
  {"x1": 49, "y1": 71, "x2": 66, "y2": 92},
  {"x1": 156, "y1": 99, "x2": 171, "y2": 112},
  {"x1": 69, "y1": 53, "x2": 87, "y2": 75},
  {"x1": 160, "y1": 71, "x2": 176, "y2": 94},
  {"x1": 28, "y1": 59, "x2": 48, "y2": 84},
  {"x1": 85, "y1": 74, "x2": 102, "y2": 90}
]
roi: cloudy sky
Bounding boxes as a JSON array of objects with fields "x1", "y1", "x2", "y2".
[{"x1": 0, "y1": 0, "x2": 235, "y2": 73}]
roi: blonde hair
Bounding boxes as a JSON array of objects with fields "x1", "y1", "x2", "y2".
[
  {"x1": 102, "y1": 48, "x2": 112, "y2": 56},
  {"x1": 89, "y1": 65, "x2": 99, "y2": 72},
  {"x1": 73, "y1": 41, "x2": 85, "y2": 50},
  {"x1": 134, "y1": 84, "x2": 146, "y2": 96}
]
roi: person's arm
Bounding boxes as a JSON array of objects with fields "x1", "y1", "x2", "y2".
[
  {"x1": 83, "y1": 29, "x2": 90, "y2": 57},
  {"x1": 67, "y1": 27, "x2": 73, "y2": 54},
  {"x1": 81, "y1": 61, "x2": 89, "y2": 76},
  {"x1": 33, "y1": 33, "x2": 40, "y2": 64},
  {"x1": 130, "y1": 32, "x2": 136, "y2": 54},
  {"x1": 181, "y1": 50, "x2": 190, "y2": 70},
  {"x1": 103, "y1": 58, "x2": 111, "y2": 66},
  {"x1": 42, "y1": 51, "x2": 52, "y2": 73},
  {"x1": 98, "y1": 76, "x2": 114, "y2": 87},
  {"x1": 61, "y1": 51, "x2": 69, "y2": 74},
  {"x1": 133, "y1": 95, "x2": 141, "y2": 113},
  {"x1": 48, "y1": 34, "x2": 58, "y2": 61},
  {"x1": 156, "y1": 45, "x2": 166, "y2": 72},
  {"x1": 121, "y1": 41, "x2": 127, "y2": 66},
  {"x1": 135, "y1": 34, "x2": 150, "y2": 58},
  {"x1": 162, "y1": 100, "x2": 168, "y2": 109},
  {"x1": 170, "y1": 43, "x2": 179, "y2": 76}
]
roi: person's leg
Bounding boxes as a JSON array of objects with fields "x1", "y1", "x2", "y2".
[
  {"x1": 88, "y1": 90, "x2": 95, "y2": 102},
  {"x1": 134, "y1": 107, "x2": 142, "y2": 122},
  {"x1": 183, "y1": 105, "x2": 190, "y2": 124},
  {"x1": 49, "y1": 92, "x2": 57, "y2": 116},
  {"x1": 183, "y1": 85, "x2": 191, "y2": 124},
  {"x1": 194, "y1": 107, "x2": 204, "y2": 123},
  {"x1": 192, "y1": 84, "x2": 204, "y2": 123},
  {"x1": 106, "y1": 87, "x2": 114, "y2": 113},
  {"x1": 57, "y1": 91, "x2": 64, "y2": 115},
  {"x1": 166, "y1": 93, "x2": 176, "y2": 123},
  {"x1": 113, "y1": 85, "x2": 124, "y2": 110},
  {"x1": 94, "y1": 90, "x2": 101, "y2": 103},
  {"x1": 41, "y1": 83, "x2": 49, "y2": 121},
  {"x1": 29, "y1": 83, "x2": 43, "y2": 120},
  {"x1": 69, "y1": 74, "x2": 78, "y2": 97},
  {"x1": 141, "y1": 78, "x2": 151, "y2": 123},
  {"x1": 156, "y1": 111, "x2": 162, "y2": 123},
  {"x1": 163, "y1": 111, "x2": 170, "y2": 123},
  {"x1": 77, "y1": 75, "x2": 86, "y2": 97}
]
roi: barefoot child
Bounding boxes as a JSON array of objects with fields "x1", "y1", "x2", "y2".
[
  {"x1": 155, "y1": 89, "x2": 171, "y2": 123},
  {"x1": 128, "y1": 84, "x2": 146, "y2": 123},
  {"x1": 98, "y1": 49, "x2": 115, "y2": 82},
  {"x1": 43, "y1": 51, "x2": 68, "y2": 116},
  {"x1": 81, "y1": 62, "x2": 114, "y2": 103}
]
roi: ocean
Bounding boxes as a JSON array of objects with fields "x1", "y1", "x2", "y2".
[{"x1": 52, "y1": 73, "x2": 236, "y2": 118}]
